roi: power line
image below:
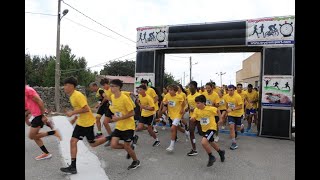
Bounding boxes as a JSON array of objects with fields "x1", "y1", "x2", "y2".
[
  {"x1": 25, "y1": 11, "x2": 135, "y2": 47},
  {"x1": 65, "y1": 18, "x2": 135, "y2": 47},
  {"x1": 60, "y1": 52, "x2": 136, "y2": 74},
  {"x1": 62, "y1": 0, "x2": 136, "y2": 43},
  {"x1": 25, "y1": 12, "x2": 57, "y2": 16}
]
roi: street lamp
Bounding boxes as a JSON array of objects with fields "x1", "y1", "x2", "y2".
[
  {"x1": 54, "y1": 0, "x2": 69, "y2": 112},
  {"x1": 216, "y1": 72, "x2": 226, "y2": 87}
]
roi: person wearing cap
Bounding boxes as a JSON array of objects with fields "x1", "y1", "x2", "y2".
[
  {"x1": 136, "y1": 84, "x2": 160, "y2": 147},
  {"x1": 224, "y1": 84, "x2": 245, "y2": 150}
]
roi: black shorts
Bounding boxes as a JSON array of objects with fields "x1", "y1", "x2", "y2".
[
  {"x1": 228, "y1": 116, "x2": 242, "y2": 126},
  {"x1": 97, "y1": 102, "x2": 108, "y2": 116},
  {"x1": 139, "y1": 115, "x2": 154, "y2": 125},
  {"x1": 31, "y1": 115, "x2": 44, "y2": 128},
  {"x1": 97, "y1": 102, "x2": 114, "y2": 118},
  {"x1": 105, "y1": 105, "x2": 114, "y2": 118},
  {"x1": 72, "y1": 125, "x2": 95, "y2": 143},
  {"x1": 203, "y1": 130, "x2": 217, "y2": 142},
  {"x1": 111, "y1": 129, "x2": 134, "y2": 142}
]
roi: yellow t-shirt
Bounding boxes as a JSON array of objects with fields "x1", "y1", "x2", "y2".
[
  {"x1": 138, "y1": 94, "x2": 156, "y2": 117},
  {"x1": 70, "y1": 90, "x2": 95, "y2": 127},
  {"x1": 192, "y1": 106, "x2": 218, "y2": 132},
  {"x1": 109, "y1": 93, "x2": 135, "y2": 131},
  {"x1": 122, "y1": 91, "x2": 136, "y2": 108},
  {"x1": 103, "y1": 87, "x2": 112, "y2": 100},
  {"x1": 218, "y1": 95, "x2": 227, "y2": 110},
  {"x1": 224, "y1": 93, "x2": 243, "y2": 117},
  {"x1": 246, "y1": 91, "x2": 259, "y2": 109},
  {"x1": 163, "y1": 93, "x2": 184, "y2": 119},
  {"x1": 186, "y1": 92, "x2": 201, "y2": 117},
  {"x1": 202, "y1": 91, "x2": 220, "y2": 107},
  {"x1": 235, "y1": 90, "x2": 247, "y2": 113},
  {"x1": 146, "y1": 87, "x2": 159, "y2": 111},
  {"x1": 213, "y1": 87, "x2": 221, "y2": 94},
  {"x1": 177, "y1": 91, "x2": 187, "y2": 110}
]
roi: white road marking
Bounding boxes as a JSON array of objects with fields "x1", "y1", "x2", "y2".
[{"x1": 52, "y1": 116, "x2": 109, "y2": 180}]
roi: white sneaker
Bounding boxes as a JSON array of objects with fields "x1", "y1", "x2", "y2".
[
  {"x1": 221, "y1": 126, "x2": 225, "y2": 130},
  {"x1": 162, "y1": 126, "x2": 166, "y2": 130},
  {"x1": 214, "y1": 135, "x2": 219, "y2": 142},
  {"x1": 166, "y1": 146, "x2": 174, "y2": 152}
]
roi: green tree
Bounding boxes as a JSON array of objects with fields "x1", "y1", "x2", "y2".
[
  {"x1": 164, "y1": 72, "x2": 179, "y2": 87},
  {"x1": 25, "y1": 45, "x2": 96, "y2": 87},
  {"x1": 100, "y1": 60, "x2": 135, "y2": 77}
]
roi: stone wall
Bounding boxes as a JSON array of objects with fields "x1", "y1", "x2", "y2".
[{"x1": 31, "y1": 86, "x2": 86, "y2": 112}]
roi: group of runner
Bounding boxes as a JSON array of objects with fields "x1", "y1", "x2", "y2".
[{"x1": 25, "y1": 77, "x2": 259, "y2": 174}]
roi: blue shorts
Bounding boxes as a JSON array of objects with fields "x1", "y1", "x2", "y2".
[
  {"x1": 246, "y1": 109, "x2": 256, "y2": 115},
  {"x1": 228, "y1": 116, "x2": 242, "y2": 126}
]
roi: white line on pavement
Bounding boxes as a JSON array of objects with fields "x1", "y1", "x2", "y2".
[{"x1": 52, "y1": 116, "x2": 109, "y2": 180}]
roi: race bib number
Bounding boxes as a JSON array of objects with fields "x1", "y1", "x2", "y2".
[
  {"x1": 168, "y1": 100, "x2": 176, "y2": 107},
  {"x1": 115, "y1": 112, "x2": 122, "y2": 117},
  {"x1": 206, "y1": 100, "x2": 212, "y2": 106},
  {"x1": 228, "y1": 102, "x2": 235, "y2": 109},
  {"x1": 200, "y1": 117, "x2": 210, "y2": 125}
]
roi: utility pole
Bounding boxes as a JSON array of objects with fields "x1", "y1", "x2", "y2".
[
  {"x1": 54, "y1": 0, "x2": 68, "y2": 112},
  {"x1": 189, "y1": 56, "x2": 198, "y2": 83},
  {"x1": 54, "y1": 0, "x2": 62, "y2": 112},
  {"x1": 216, "y1": 72, "x2": 226, "y2": 87}
]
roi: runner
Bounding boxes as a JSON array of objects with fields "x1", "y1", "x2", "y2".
[
  {"x1": 60, "y1": 77, "x2": 113, "y2": 174},
  {"x1": 186, "y1": 81, "x2": 202, "y2": 156},
  {"x1": 217, "y1": 89, "x2": 227, "y2": 130},
  {"x1": 202, "y1": 82, "x2": 221, "y2": 142},
  {"x1": 244, "y1": 84, "x2": 259, "y2": 132},
  {"x1": 25, "y1": 81, "x2": 62, "y2": 161},
  {"x1": 162, "y1": 84, "x2": 190, "y2": 152},
  {"x1": 135, "y1": 85, "x2": 160, "y2": 147},
  {"x1": 224, "y1": 85, "x2": 245, "y2": 150},
  {"x1": 190, "y1": 95, "x2": 225, "y2": 167},
  {"x1": 108, "y1": 79, "x2": 141, "y2": 169},
  {"x1": 235, "y1": 83, "x2": 247, "y2": 137},
  {"x1": 89, "y1": 82, "x2": 109, "y2": 138},
  {"x1": 177, "y1": 84, "x2": 189, "y2": 131},
  {"x1": 141, "y1": 79, "x2": 159, "y2": 133},
  {"x1": 211, "y1": 82, "x2": 221, "y2": 94}
]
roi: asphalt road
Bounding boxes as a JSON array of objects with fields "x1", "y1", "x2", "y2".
[{"x1": 25, "y1": 116, "x2": 295, "y2": 180}]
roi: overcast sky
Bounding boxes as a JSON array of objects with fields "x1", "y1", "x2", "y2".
[{"x1": 25, "y1": 0, "x2": 295, "y2": 86}]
